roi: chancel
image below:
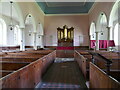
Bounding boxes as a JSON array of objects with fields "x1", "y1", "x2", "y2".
[{"x1": 0, "y1": 0, "x2": 120, "y2": 89}]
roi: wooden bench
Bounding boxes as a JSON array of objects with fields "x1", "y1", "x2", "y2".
[
  {"x1": 3, "y1": 54, "x2": 44, "y2": 58},
  {"x1": 1, "y1": 50, "x2": 56, "y2": 88},
  {"x1": 0, "y1": 50, "x2": 56, "y2": 79},
  {"x1": 75, "y1": 50, "x2": 93, "y2": 79},
  {"x1": 89, "y1": 51, "x2": 120, "y2": 82},
  {"x1": 0, "y1": 57, "x2": 38, "y2": 63},
  {"x1": 1, "y1": 62, "x2": 30, "y2": 71},
  {"x1": 74, "y1": 51, "x2": 87, "y2": 78},
  {"x1": 90, "y1": 62, "x2": 120, "y2": 88},
  {"x1": 0, "y1": 70, "x2": 14, "y2": 78}
]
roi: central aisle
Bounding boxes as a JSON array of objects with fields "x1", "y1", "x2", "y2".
[{"x1": 37, "y1": 59, "x2": 87, "y2": 89}]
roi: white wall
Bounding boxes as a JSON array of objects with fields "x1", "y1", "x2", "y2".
[
  {"x1": 25, "y1": 25, "x2": 34, "y2": 46},
  {"x1": 1, "y1": 15, "x2": 19, "y2": 45}
]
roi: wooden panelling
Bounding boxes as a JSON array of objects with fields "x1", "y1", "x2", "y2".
[
  {"x1": 74, "y1": 51, "x2": 87, "y2": 78},
  {"x1": 0, "y1": 58, "x2": 38, "y2": 62},
  {"x1": 90, "y1": 62, "x2": 120, "y2": 88},
  {"x1": 56, "y1": 50, "x2": 74, "y2": 58},
  {"x1": 1, "y1": 62, "x2": 30, "y2": 70},
  {"x1": 0, "y1": 46, "x2": 20, "y2": 51}
]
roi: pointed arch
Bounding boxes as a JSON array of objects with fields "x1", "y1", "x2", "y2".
[
  {"x1": 37, "y1": 23, "x2": 44, "y2": 35},
  {"x1": 96, "y1": 12, "x2": 108, "y2": 40},
  {"x1": 0, "y1": 0, "x2": 25, "y2": 28},
  {"x1": 25, "y1": 14, "x2": 36, "y2": 32},
  {"x1": 0, "y1": 18, "x2": 7, "y2": 45},
  {"x1": 109, "y1": 0, "x2": 120, "y2": 40},
  {"x1": 90, "y1": 22, "x2": 96, "y2": 40}
]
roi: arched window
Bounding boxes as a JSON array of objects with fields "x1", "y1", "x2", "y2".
[
  {"x1": 90, "y1": 22, "x2": 96, "y2": 40},
  {"x1": 114, "y1": 23, "x2": 119, "y2": 46},
  {"x1": 14, "y1": 25, "x2": 20, "y2": 45},
  {"x1": 99, "y1": 13, "x2": 108, "y2": 40},
  {"x1": 0, "y1": 18, "x2": 7, "y2": 45}
]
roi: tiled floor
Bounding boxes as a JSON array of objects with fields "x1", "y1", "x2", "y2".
[{"x1": 36, "y1": 59, "x2": 87, "y2": 89}]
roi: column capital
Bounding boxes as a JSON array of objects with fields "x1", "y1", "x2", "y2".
[
  {"x1": 106, "y1": 26, "x2": 112, "y2": 30},
  {"x1": 95, "y1": 31, "x2": 99, "y2": 33},
  {"x1": 20, "y1": 28, "x2": 25, "y2": 30}
]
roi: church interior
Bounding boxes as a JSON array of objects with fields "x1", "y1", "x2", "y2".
[{"x1": 0, "y1": 0, "x2": 120, "y2": 89}]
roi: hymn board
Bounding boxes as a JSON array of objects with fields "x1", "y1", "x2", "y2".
[{"x1": 57, "y1": 25, "x2": 74, "y2": 46}]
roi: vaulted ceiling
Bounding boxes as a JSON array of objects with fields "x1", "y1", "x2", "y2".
[{"x1": 36, "y1": 0, "x2": 94, "y2": 14}]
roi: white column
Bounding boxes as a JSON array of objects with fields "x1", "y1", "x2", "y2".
[
  {"x1": 95, "y1": 32, "x2": 99, "y2": 50},
  {"x1": 20, "y1": 28, "x2": 25, "y2": 51},
  {"x1": 40, "y1": 35, "x2": 44, "y2": 48},
  {"x1": 106, "y1": 26, "x2": 111, "y2": 51},
  {"x1": 106, "y1": 27, "x2": 111, "y2": 41},
  {"x1": 33, "y1": 32, "x2": 37, "y2": 50}
]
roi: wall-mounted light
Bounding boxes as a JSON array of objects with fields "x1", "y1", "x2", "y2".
[
  {"x1": 9, "y1": 1, "x2": 14, "y2": 30},
  {"x1": 29, "y1": 34, "x2": 31, "y2": 36},
  {"x1": 38, "y1": 35, "x2": 40, "y2": 38},
  {"x1": 101, "y1": 13, "x2": 104, "y2": 35},
  {"x1": 92, "y1": 34, "x2": 94, "y2": 38}
]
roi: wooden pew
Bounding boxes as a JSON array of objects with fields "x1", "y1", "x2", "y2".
[
  {"x1": 4, "y1": 54, "x2": 44, "y2": 58},
  {"x1": 1, "y1": 50, "x2": 56, "y2": 88},
  {"x1": 0, "y1": 52, "x2": 7, "y2": 57},
  {"x1": 90, "y1": 62, "x2": 120, "y2": 88},
  {"x1": 0, "y1": 62, "x2": 30, "y2": 78},
  {"x1": 23, "y1": 50, "x2": 53, "y2": 55},
  {"x1": 0, "y1": 57, "x2": 38, "y2": 63},
  {"x1": 0, "y1": 70, "x2": 13, "y2": 78},
  {"x1": 0, "y1": 50, "x2": 55, "y2": 79},
  {"x1": 75, "y1": 50, "x2": 93, "y2": 79},
  {"x1": 89, "y1": 51, "x2": 120, "y2": 82},
  {"x1": 1, "y1": 62, "x2": 30, "y2": 71},
  {"x1": 74, "y1": 51, "x2": 87, "y2": 78}
]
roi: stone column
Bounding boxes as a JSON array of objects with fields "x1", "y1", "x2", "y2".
[
  {"x1": 95, "y1": 32, "x2": 99, "y2": 50},
  {"x1": 33, "y1": 32, "x2": 37, "y2": 50},
  {"x1": 40, "y1": 35, "x2": 44, "y2": 48},
  {"x1": 106, "y1": 27, "x2": 111, "y2": 40},
  {"x1": 106, "y1": 27, "x2": 111, "y2": 51},
  {"x1": 20, "y1": 28, "x2": 25, "y2": 51}
]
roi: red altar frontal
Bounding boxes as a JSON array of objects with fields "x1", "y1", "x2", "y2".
[{"x1": 90, "y1": 40, "x2": 115, "y2": 49}]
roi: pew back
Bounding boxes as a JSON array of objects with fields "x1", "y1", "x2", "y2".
[{"x1": 90, "y1": 62, "x2": 120, "y2": 88}]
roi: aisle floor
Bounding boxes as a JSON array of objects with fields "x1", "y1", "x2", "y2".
[{"x1": 36, "y1": 59, "x2": 87, "y2": 89}]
